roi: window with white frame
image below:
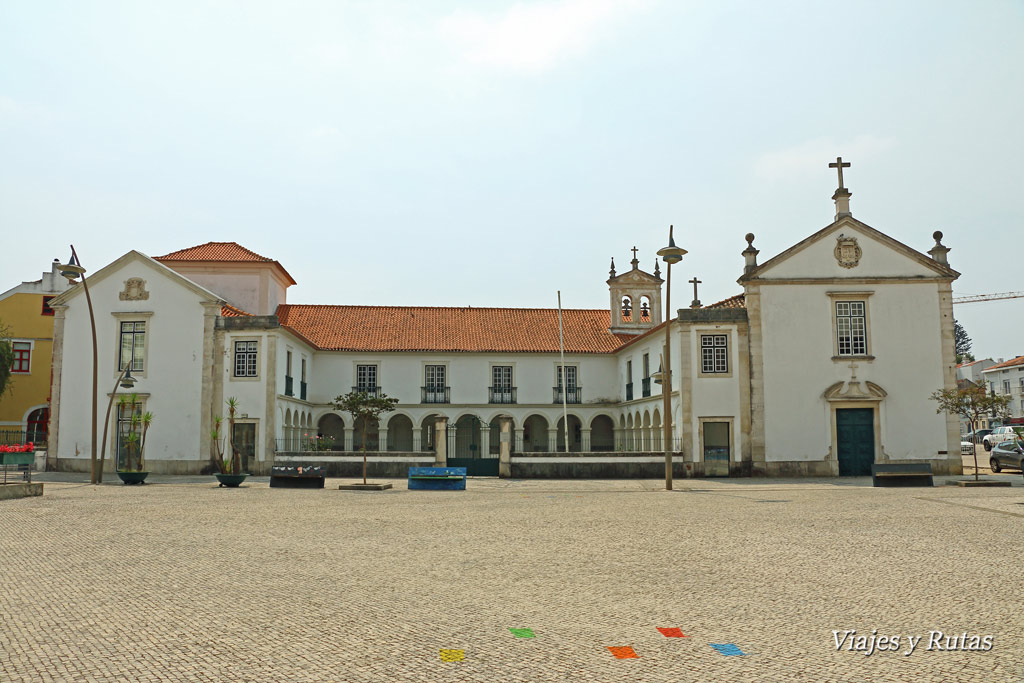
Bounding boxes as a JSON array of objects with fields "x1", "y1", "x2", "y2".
[
  {"x1": 356, "y1": 364, "x2": 377, "y2": 391},
  {"x1": 701, "y1": 335, "x2": 728, "y2": 373},
  {"x1": 1004, "y1": 379, "x2": 1012, "y2": 394},
  {"x1": 835, "y1": 301, "x2": 867, "y2": 356},
  {"x1": 233, "y1": 341, "x2": 258, "y2": 377},
  {"x1": 425, "y1": 364, "x2": 445, "y2": 388},
  {"x1": 119, "y1": 321, "x2": 146, "y2": 371},
  {"x1": 11, "y1": 342, "x2": 30, "y2": 373},
  {"x1": 642, "y1": 353, "x2": 650, "y2": 378},
  {"x1": 492, "y1": 365, "x2": 512, "y2": 388},
  {"x1": 556, "y1": 365, "x2": 577, "y2": 389}
]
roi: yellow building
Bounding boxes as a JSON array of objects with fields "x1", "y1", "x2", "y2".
[{"x1": 0, "y1": 260, "x2": 71, "y2": 446}]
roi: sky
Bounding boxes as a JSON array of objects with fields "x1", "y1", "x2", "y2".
[{"x1": 2, "y1": 0, "x2": 1022, "y2": 360}]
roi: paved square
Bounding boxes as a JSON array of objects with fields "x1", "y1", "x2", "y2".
[{"x1": 2, "y1": 474, "x2": 1022, "y2": 682}]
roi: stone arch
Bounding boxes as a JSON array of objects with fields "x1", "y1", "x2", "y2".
[
  {"x1": 353, "y1": 415, "x2": 380, "y2": 451},
  {"x1": 387, "y1": 413, "x2": 414, "y2": 452},
  {"x1": 24, "y1": 405, "x2": 49, "y2": 445},
  {"x1": 626, "y1": 414, "x2": 634, "y2": 451},
  {"x1": 452, "y1": 414, "x2": 485, "y2": 459},
  {"x1": 639, "y1": 295, "x2": 652, "y2": 322},
  {"x1": 620, "y1": 295, "x2": 633, "y2": 322},
  {"x1": 556, "y1": 414, "x2": 583, "y2": 452},
  {"x1": 318, "y1": 413, "x2": 345, "y2": 449},
  {"x1": 590, "y1": 414, "x2": 615, "y2": 452},
  {"x1": 651, "y1": 408, "x2": 662, "y2": 450},
  {"x1": 522, "y1": 414, "x2": 549, "y2": 452},
  {"x1": 421, "y1": 413, "x2": 442, "y2": 452}
]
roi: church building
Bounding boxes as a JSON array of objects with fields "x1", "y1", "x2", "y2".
[{"x1": 46, "y1": 162, "x2": 963, "y2": 478}]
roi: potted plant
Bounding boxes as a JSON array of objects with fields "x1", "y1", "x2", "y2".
[
  {"x1": 115, "y1": 393, "x2": 152, "y2": 485},
  {"x1": 210, "y1": 397, "x2": 248, "y2": 487}
]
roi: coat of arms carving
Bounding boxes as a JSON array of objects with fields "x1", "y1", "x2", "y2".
[
  {"x1": 834, "y1": 234, "x2": 862, "y2": 269},
  {"x1": 119, "y1": 277, "x2": 150, "y2": 301}
]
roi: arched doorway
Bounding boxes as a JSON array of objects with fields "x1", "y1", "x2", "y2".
[
  {"x1": 590, "y1": 415, "x2": 614, "y2": 451},
  {"x1": 26, "y1": 406, "x2": 49, "y2": 446},
  {"x1": 353, "y1": 416, "x2": 380, "y2": 451},
  {"x1": 556, "y1": 415, "x2": 582, "y2": 452},
  {"x1": 318, "y1": 413, "x2": 344, "y2": 450},
  {"x1": 522, "y1": 415, "x2": 549, "y2": 452},
  {"x1": 387, "y1": 414, "x2": 414, "y2": 452},
  {"x1": 448, "y1": 414, "x2": 497, "y2": 475}
]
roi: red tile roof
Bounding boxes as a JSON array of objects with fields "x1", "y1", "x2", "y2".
[
  {"x1": 708, "y1": 293, "x2": 745, "y2": 309},
  {"x1": 221, "y1": 303, "x2": 251, "y2": 317},
  {"x1": 155, "y1": 242, "x2": 296, "y2": 285},
  {"x1": 276, "y1": 305, "x2": 633, "y2": 353},
  {"x1": 983, "y1": 355, "x2": 1024, "y2": 372}
]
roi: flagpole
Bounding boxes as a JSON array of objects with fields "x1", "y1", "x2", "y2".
[{"x1": 558, "y1": 291, "x2": 569, "y2": 453}]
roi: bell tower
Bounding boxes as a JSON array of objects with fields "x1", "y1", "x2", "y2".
[{"x1": 607, "y1": 246, "x2": 663, "y2": 335}]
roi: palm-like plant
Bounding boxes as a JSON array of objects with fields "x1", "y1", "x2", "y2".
[
  {"x1": 210, "y1": 397, "x2": 243, "y2": 474},
  {"x1": 117, "y1": 394, "x2": 152, "y2": 472}
]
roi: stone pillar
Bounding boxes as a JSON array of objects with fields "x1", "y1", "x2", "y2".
[
  {"x1": 480, "y1": 426, "x2": 491, "y2": 459},
  {"x1": 412, "y1": 430, "x2": 422, "y2": 452},
  {"x1": 580, "y1": 427, "x2": 591, "y2": 452},
  {"x1": 343, "y1": 427, "x2": 354, "y2": 453},
  {"x1": 547, "y1": 427, "x2": 559, "y2": 453},
  {"x1": 498, "y1": 417, "x2": 512, "y2": 478},
  {"x1": 377, "y1": 429, "x2": 388, "y2": 453},
  {"x1": 434, "y1": 417, "x2": 448, "y2": 465}
]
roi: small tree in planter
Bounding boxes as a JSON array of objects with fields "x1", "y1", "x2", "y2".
[
  {"x1": 931, "y1": 385, "x2": 1011, "y2": 480},
  {"x1": 210, "y1": 397, "x2": 247, "y2": 486},
  {"x1": 116, "y1": 393, "x2": 152, "y2": 484},
  {"x1": 332, "y1": 390, "x2": 398, "y2": 485}
]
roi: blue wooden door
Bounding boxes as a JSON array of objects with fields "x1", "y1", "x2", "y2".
[{"x1": 836, "y1": 408, "x2": 874, "y2": 476}]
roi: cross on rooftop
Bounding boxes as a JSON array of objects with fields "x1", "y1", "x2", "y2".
[
  {"x1": 631, "y1": 246, "x2": 639, "y2": 259},
  {"x1": 829, "y1": 156, "x2": 851, "y2": 190},
  {"x1": 689, "y1": 277, "x2": 702, "y2": 308}
]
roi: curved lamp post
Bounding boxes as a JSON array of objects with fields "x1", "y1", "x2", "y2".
[
  {"x1": 656, "y1": 225, "x2": 687, "y2": 491},
  {"x1": 58, "y1": 246, "x2": 101, "y2": 484},
  {"x1": 99, "y1": 361, "x2": 136, "y2": 477}
]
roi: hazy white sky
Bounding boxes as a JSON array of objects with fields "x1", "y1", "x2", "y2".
[{"x1": 2, "y1": 1, "x2": 1021, "y2": 359}]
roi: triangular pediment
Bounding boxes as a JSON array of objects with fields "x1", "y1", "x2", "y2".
[
  {"x1": 607, "y1": 268, "x2": 662, "y2": 285},
  {"x1": 739, "y1": 216, "x2": 959, "y2": 282}
]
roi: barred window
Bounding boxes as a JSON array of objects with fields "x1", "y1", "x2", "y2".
[
  {"x1": 835, "y1": 301, "x2": 867, "y2": 356},
  {"x1": 701, "y1": 335, "x2": 728, "y2": 373},
  {"x1": 233, "y1": 341, "x2": 258, "y2": 377}
]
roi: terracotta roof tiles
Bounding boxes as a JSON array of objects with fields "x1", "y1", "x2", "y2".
[
  {"x1": 276, "y1": 305, "x2": 632, "y2": 353},
  {"x1": 220, "y1": 303, "x2": 251, "y2": 317},
  {"x1": 708, "y1": 293, "x2": 745, "y2": 309},
  {"x1": 982, "y1": 355, "x2": 1024, "y2": 372},
  {"x1": 155, "y1": 242, "x2": 296, "y2": 285}
]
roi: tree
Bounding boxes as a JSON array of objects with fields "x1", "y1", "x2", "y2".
[
  {"x1": 954, "y1": 319, "x2": 974, "y2": 364},
  {"x1": 931, "y1": 385, "x2": 1010, "y2": 480},
  {"x1": 0, "y1": 320, "x2": 13, "y2": 398},
  {"x1": 332, "y1": 390, "x2": 398, "y2": 485}
]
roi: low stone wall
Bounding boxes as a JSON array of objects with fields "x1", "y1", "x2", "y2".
[
  {"x1": 274, "y1": 452, "x2": 437, "y2": 478},
  {"x1": 0, "y1": 483, "x2": 43, "y2": 500},
  {"x1": 511, "y1": 453, "x2": 689, "y2": 479}
]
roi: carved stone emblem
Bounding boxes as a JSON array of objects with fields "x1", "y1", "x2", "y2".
[
  {"x1": 834, "y1": 234, "x2": 862, "y2": 269},
  {"x1": 119, "y1": 277, "x2": 150, "y2": 301}
]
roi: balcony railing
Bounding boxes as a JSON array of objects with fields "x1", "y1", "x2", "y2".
[
  {"x1": 300, "y1": 381, "x2": 307, "y2": 401},
  {"x1": 489, "y1": 386, "x2": 517, "y2": 404},
  {"x1": 352, "y1": 385, "x2": 381, "y2": 397},
  {"x1": 626, "y1": 382, "x2": 633, "y2": 401},
  {"x1": 553, "y1": 386, "x2": 582, "y2": 404},
  {"x1": 641, "y1": 378, "x2": 651, "y2": 397},
  {"x1": 285, "y1": 376, "x2": 294, "y2": 397},
  {"x1": 421, "y1": 386, "x2": 450, "y2": 404}
]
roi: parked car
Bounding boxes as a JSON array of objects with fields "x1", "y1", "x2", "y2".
[
  {"x1": 983, "y1": 426, "x2": 1023, "y2": 451},
  {"x1": 963, "y1": 429, "x2": 993, "y2": 445},
  {"x1": 989, "y1": 439, "x2": 1024, "y2": 473}
]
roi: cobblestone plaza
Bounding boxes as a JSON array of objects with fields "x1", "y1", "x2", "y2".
[{"x1": 2, "y1": 473, "x2": 1022, "y2": 682}]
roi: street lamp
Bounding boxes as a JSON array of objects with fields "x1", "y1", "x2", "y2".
[
  {"x1": 656, "y1": 225, "x2": 687, "y2": 491},
  {"x1": 58, "y1": 246, "x2": 102, "y2": 484},
  {"x1": 99, "y1": 361, "x2": 136, "y2": 477}
]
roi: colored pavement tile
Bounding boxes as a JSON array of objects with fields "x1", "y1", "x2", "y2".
[
  {"x1": 508, "y1": 628, "x2": 535, "y2": 638},
  {"x1": 709, "y1": 643, "x2": 745, "y2": 656},
  {"x1": 656, "y1": 627, "x2": 688, "y2": 638},
  {"x1": 439, "y1": 649, "x2": 464, "y2": 662},
  {"x1": 606, "y1": 646, "x2": 639, "y2": 659}
]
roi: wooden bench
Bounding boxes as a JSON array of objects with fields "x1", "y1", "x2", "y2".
[
  {"x1": 1, "y1": 452, "x2": 34, "y2": 484},
  {"x1": 269, "y1": 465, "x2": 325, "y2": 488},
  {"x1": 408, "y1": 467, "x2": 467, "y2": 491},
  {"x1": 871, "y1": 463, "x2": 933, "y2": 487}
]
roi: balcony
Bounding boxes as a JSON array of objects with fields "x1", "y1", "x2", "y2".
[
  {"x1": 489, "y1": 386, "x2": 517, "y2": 404},
  {"x1": 284, "y1": 376, "x2": 293, "y2": 397},
  {"x1": 300, "y1": 381, "x2": 307, "y2": 401},
  {"x1": 553, "y1": 386, "x2": 582, "y2": 404},
  {"x1": 642, "y1": 378, "x2": 651, "y2": 397},
  {"x1": 352, "y1": 385, "x2": 381, "y2": 397},
  {"x1": 626, "y1": 382, "x2": 633, "y2": 401},
  {"x1": 421, "y1": 386, "x2": 450, "y2": 404}
]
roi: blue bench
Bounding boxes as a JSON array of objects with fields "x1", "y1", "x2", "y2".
[{"x1": 408, "y1": 467, "x2": 466, "y2": 491}]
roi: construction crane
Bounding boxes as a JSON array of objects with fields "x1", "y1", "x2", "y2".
[{"x1": 952, "y1": 291, "x2": 1024, "y2": 305}]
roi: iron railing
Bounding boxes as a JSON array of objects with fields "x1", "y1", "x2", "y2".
[
  {"x1": 489, "y1": 386, "x2": 517, "y2": 404},
  {"x1": 352, "y1": 385, "x2": 381, "y2": 397},
  {"x1": 641, "y1": 378, "x2": 651, "y2": 397},
  {"x1": 285, "y1": 376, "x2": 294, "y2": 396},
  {"x1": 553, "y1": 386, "x2": 582, "y2": 404},
  {"x1": 0, "y1": 429, "x2": 46, "y2": 450},
  {"x1": 626, "y1": 382, "x2": 633, "y2": 401},
  {"x1": 512, "y1": 432, "x2": 683, "y2": 453},
  {"x1": 421, "y1": 386, "x2": 450, "y2": 404}
]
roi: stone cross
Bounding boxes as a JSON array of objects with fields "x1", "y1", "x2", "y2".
[
  {"x1": 689, "y1": 277, "x2": 702, "y2": 308},
  {"x1": 848, "y1": 359, "x2": 858, "y2": 380},
  {"x1": 829, "y1": 156, "x2": 851, "y2": 189}
]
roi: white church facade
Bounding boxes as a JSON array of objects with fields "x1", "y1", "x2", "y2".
[{"x1": 46, "y1": 166, "x2": 963, "y2": 478}]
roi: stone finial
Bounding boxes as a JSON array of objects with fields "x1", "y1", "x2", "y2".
[
  {"x1": 653, "y1": 260, "x2": 661, "y2": 278},
  {"x1": 609, "y1": 257, "x2": 616, "y2": 278},
  {"x1": 742, "y1": 233, "x2": 759, "y2": 273},
  {"x1": 928, "y1": 230, "x2": 950, "y2": 265}
]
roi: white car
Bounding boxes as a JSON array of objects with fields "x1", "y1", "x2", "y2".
[{"x1": 983, "y1": 426, "x2": 1022, "y2": 451}]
